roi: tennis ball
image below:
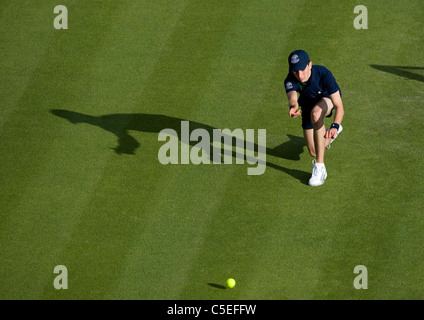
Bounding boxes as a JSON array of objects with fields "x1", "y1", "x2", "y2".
[{"x1": 226, "y1": 278, "x2": 236, "y2": 288}]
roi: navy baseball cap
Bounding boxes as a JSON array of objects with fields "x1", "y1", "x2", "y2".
[{"x1": 288, "y1": 50, "x2": 310, "y2": 72}]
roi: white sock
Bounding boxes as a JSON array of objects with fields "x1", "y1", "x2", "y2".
[{"x1": 315, "y1": 162, "x2": 325, "y2": 168}]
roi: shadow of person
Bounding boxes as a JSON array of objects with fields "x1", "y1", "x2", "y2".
[
  {"x1": 50, "y1": 109, "x2": 309, "y2": 184},
  {"x1": 51, "y1": 109, "x2": 196, "y2": 155},
  {"x1": 370, "y1": 65, "x2": 424, "y2": 82},
  {"x1": 268, "y1": 135, "x2": 305, "y2": 160}
]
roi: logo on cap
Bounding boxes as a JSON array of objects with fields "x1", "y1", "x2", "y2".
[{"x1": 291, "y1": 54, "x2": 300, "y2": 64}]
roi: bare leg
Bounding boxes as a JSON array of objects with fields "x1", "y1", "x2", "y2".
[
  {"x1": 314, "y1": 125, "x2": 327, "y2": 163},
  {"x1": 303, "y1": 129, "x2": 316, "y2": 157},
  {"x1": 310, "y1": 98, "x2": 333, "y2": 163}
]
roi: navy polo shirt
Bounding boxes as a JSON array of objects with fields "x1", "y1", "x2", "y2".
[{"x1": 284, "y1": 65, "x2": 341, "y2": 108}]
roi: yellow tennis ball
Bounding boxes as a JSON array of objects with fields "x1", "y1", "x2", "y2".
[{"x1": 226, "y1": 278, "x2": 236, "y2": 288}]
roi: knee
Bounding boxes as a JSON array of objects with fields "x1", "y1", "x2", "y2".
[{"x1": 311, "y1": 110, "x2": 323, "y2": 127}]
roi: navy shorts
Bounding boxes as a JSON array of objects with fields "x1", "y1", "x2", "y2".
[
  {"x1": 299, "y1": 96, "x2": 335, "y2": 130},
  {"x1": 301, "y1": 106, "x2": 333, "y2": 129}
]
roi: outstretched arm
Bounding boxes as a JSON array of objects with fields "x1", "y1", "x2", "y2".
[{"x1": 287, "y1": 91, "x2": 301, "y2": 118}]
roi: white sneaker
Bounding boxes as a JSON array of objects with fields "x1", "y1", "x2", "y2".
[
  {"x1": 326, "y1": 124, "x2": 343, "y2": 149},
  {"x1": 308, "y1": 160, "x2": 327, "y2": 186}
]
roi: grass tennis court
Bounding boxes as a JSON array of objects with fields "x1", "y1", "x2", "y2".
[{"x1": 1, "y1": 0, "x2": 423, "y2": 299}]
